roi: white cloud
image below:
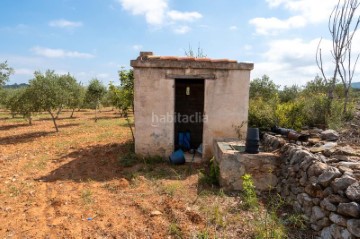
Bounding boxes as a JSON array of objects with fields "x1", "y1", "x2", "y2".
[
  {"x1": 229, "y1": 25, "x2": 238, "y2": 31},
  {"x1": 132, "y1": 44, "x2": 143, "y2": 51},
  {"x1": 266, "y1": 0, "x2": 338, "y2": 23},
  {"x1": 119, "y1": 0, "x2": 168, "y2": 25},
  {"x1": 251, "y1": 0, "x2": 338, "y2": 35},
  {"x1": 250, "y1": 16, "x2": 306, "y2": 35},
  {"x1": 118, "y1": 0, "x2": 202, "y2": 34},
  {"x1": 167, "y1": 10, "x2": 202, "y2": 22},
  {"x1": 49, "y1": 19, "x2": 83, "y2": 28},
  {"x1": 253, "y1": 38, "x2": 333, "y2": 86},
  {"x1": 173, "y1": 26, "x2": 191, "y2": 34},
  {"x1": 31, "y1": 46, "x2": 94, "y2": 59}
]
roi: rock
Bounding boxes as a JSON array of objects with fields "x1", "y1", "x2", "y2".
[
  {"x1": 337, "y1": 162, "x2": 360, "y2": 169},
  {"x1": 323, "y1": 187, "x2": 334, "y2": 197},
  {"x1": 317, "y1": 217, "x2": 331, "y2": 228},
  {"x1": 347, "y1": 219, "x2": 360, "y2": 237},
  {"x1": 337, "y1": 202, "x2": 360, "y2": 218},
  {"x1": 321, "y1": 129, "x2": 339, "y2": 141},
  {"x1": 307, "y1": 162, "x2": 329, "y2": 177},
  {"x1": 311, "y1": 206, "x2": 326, "y2": 222},
  {"x1": 346, "y1": 182, "x2": 360, "y2": 201},
  {"x1": 318, "y1": 167, "x2": 342, "y2": 187},
  {"x1": 320, "y1": 198, "x2": 337, "y2": 212},
  {"x1": 331, "y1": 175, "x2": 357, "y2": 193},
  {"x1": 335, "y1": 145, "x2": 360, "y2": 156},
  {"x1": 330, "y1": 224, "x2": 352, "y2": 239},
  {"x1": 305, "y1": 184, "x2": 324, "y2": 198},
  {"x1": 320, "y1": 226, "x2": 332, "y2": 238},
  {"x1": 310, "y1": 142, "x2": 337, "y2": 156},
  {"x1": 326, "y1": 194, "x2": 350, "y2": 204},
  {"x1": 150, "y1": 210, "x2": 162, "y2": 216},
  {"x1": 329, "y1": 212, "x2": 347, "y2": 227}
]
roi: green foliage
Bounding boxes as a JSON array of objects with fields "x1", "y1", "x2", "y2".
[
  {"x1": 57, "y1": 73, "x2": 84, "y2": 112},
  {"x1": 275, "y1": 100, "x2": 306, "y2": 131},
  {"x1": 250, "y1": 75, "x2": 279, "y2": 99},
  {"x1": 169, "y1": 223, "x2": 183, "y2": 238},
  {"x1": 118, "y1": 152, "x2": 139, "y2": 167},
  {"x1": 248, "y1": 75, "x2": 356, "y2": 130},
  {"x1": 248, "y1": 97, "x2": 277, "y2": 130},
  {"x1": 85, "y1": 78, "x2": 107, "y2": 108},
  {"x1": 279, "y1": 85, "x2": 301, "y2": 103},
  {"x1": 28, "y1": 70, "x2": 63, "y2": 112},
  {"x1": 0, "y1": 61, "x2": 14, "y2": 87},
  {"x1": 241, "y1": 174, "x2": 258, "y2": 210},
  {"x1": 209, "y1": 157, "x2": 220, "y2": 185},
  {"x1": 5, "y1": 88, "x2": 35, "y2": 123}
]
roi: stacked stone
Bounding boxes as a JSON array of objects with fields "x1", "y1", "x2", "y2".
[{"x1": 263, "y1": 134, "x2": 360, "y2": 238}]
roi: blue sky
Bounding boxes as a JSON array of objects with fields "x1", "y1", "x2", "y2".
[{"x1": 1, "y1": 0, "x2": 359, "y2": 87}]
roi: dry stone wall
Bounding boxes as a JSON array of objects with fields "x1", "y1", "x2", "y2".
[{"x1": 263, "y1": 134, "x2": 360, "y2": 238}]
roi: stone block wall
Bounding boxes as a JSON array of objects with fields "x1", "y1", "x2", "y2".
[{"x1": 263, "y1": 134, "x2": 360, "y2": 238}]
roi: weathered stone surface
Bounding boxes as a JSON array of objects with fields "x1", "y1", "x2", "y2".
[
  {"x1": 305, "y1": 183, "x2": 324, "y2": 198},
  {"x1": 321, "y1": 129, "x2": 339, "y2": 141},
  {"x1": 347, "y1": 219, "x2": 360, "y2": 237},
  {"x1": 320, "y1": 226, "x2": 331, "y2": 238},
  {"x1": 317, "y1": 217, "x2": 331, "y2": 228},
  {"x1": 330, "y1": 224, "x2": 352, "y2": 239},
  {"x1": 335, "y1": 145, "x2": 359, "y2": 156},
  {"x1": 326, "y1": 194, "x2": 350, "y2": 204},
  {"x1": 320, "y1": 198, "x2": 337, "y2": 212},
  {"x1": 345, "y1": 182, "x2": 360, "y2": 201},
  {"x1": 310, "y1": 142, "x2": 337, "y2": 154},
  {"x1": 307, "y1": 162, "x2": 329, "y2": 178},
  {"x1": 329, "y1": 212, "x2": 347, "y2": 227},
  {"x1": 337, "y1": 202, "x2": 360, "y2": 218},
  {"x1": 216, "y1": 149, "x2": 280, "y2": 191},
  {"x1": 331, "y1": 175, "x2": 357, "y2": 193},
  {"x1": 317, "y1": 167, "x2": 342, "y2": 187},
  {"x1": 311, "y1": 206, "x2": 326, "y2": 222}
]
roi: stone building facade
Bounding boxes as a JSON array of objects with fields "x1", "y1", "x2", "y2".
[{"x1": 131, "y1": 52, "x2": 254, "y2": 160}]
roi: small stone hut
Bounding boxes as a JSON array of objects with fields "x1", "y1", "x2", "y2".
[{"x1": 130, "y1": 52, "x2": 254, "y2": 160}]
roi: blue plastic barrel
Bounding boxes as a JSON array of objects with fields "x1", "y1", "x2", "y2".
[{"x1": 169, "y1": 149, "x2": 185, "y2": 165}]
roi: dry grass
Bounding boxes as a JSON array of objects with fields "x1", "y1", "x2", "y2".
[{"x1": 0, "y1": 108, "x2": 307, "y2": 238}]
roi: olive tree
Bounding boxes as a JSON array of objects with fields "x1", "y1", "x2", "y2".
[
  {"x1": 28, "y1": 70, "x2": 63, "y2": 132},
  {"x1": 85, "y1": 78, "x2": 106, "y2": 122},
  {"x1": 0, "y1": 61, "x2": 14, "y2": 87},
  {"x1": 56, "y1": 73, "x2": 83, "y2": 118}
]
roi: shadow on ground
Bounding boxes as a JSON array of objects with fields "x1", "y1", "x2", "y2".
[
  {"x1": 0, "y1": 131, "x2": 54, "y2": 145},
  {"x1": 36, "y1": 141, "x2": 200, "y2": 182},
  {"x1": 0, "y1": 123, "x2": 31, "y2": 131}
]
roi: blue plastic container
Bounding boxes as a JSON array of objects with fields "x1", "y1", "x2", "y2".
[{"x1": 169, "y1": 149, "x2": 186, "y2": 165}]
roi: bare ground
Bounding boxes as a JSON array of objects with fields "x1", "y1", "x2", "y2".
[{"x1": 0, "y1": 109, "x2": 261, "y2": 239}]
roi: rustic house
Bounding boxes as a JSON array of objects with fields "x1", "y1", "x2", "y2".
[{"x1": 130, "y1": 52, "x2": 254, "y2": 161}]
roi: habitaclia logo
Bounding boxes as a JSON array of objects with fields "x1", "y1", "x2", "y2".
[{"x1": 151, "y1": 112, "x2": 208, "y2": 126}]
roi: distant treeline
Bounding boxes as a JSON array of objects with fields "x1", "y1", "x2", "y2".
[{"x1": 4, "y1": 83, "x2": 29, "y2": 89}]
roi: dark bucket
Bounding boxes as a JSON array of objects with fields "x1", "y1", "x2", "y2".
[
  {"x1": 169, "y1": 149, "x2": 185, "y2": 165},
  {"x1": 245, "y1": 128, "x2": 260, "y2": 154}
]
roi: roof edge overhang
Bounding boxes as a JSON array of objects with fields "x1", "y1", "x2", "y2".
[{"x1": 130, "y1": 52, "x2": 254, "y2": 71}]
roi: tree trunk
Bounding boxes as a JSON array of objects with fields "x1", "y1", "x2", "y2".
[
  {"x1": 343, "y1": 88, "x2": 350, "y2": 114},
  {"x1": 56, "y1": 105, "x2": 63, "y2": 119},
  {"x1": 28, "y1": 114, "x2": 32, "y2": 125},
  {"x1": 126, "y1": 116, "x2": 135, "y2": 143},
  {"x1": 70, "y1": 108, "x2": 75, "y2": 118},
  {"x1": 48, "y1": 110, "x2": 59, "y2": 132},
  {"x1": 94, "y1": 103, "x2": 98, "y2": 122}
]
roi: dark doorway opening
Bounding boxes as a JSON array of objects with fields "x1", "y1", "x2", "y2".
[{"x1": 174, "y1": 79, "x2": 204, "y2": 150}]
